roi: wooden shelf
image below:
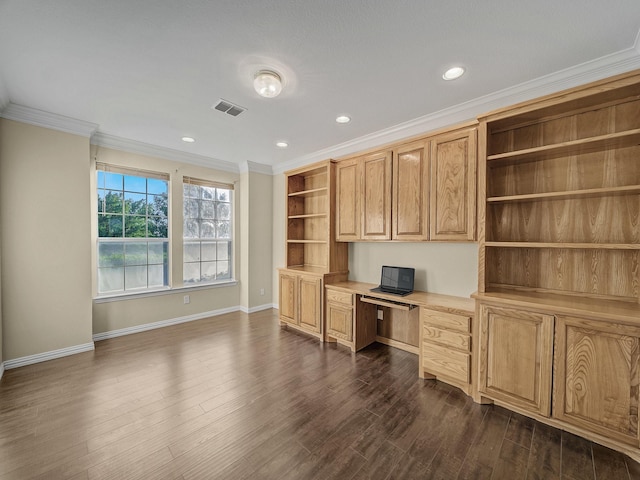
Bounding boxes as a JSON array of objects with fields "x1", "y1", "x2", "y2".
[
  {"x1": 287, "y1": 240, "x2": 327, "y2": 244},
  {"x1": 487, "y1": 129, "x2": 640, "y2": 163},
  {"x1": 287, "y1": 187, "x2": 328, "y2": 198},
  {"x1": 288, "y1": 213, "x2": 327, "y2": 219},
  {"x1": 487, "y1": 185, "x2": 640, "y2": 203},
  {"x1": 485, "y1": 242, "x2": 640, "y2": 250}
]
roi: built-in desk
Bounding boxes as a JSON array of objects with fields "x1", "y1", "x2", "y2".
[{"x1": 325, "y1": 281, "x2": 476, "y2": 395}]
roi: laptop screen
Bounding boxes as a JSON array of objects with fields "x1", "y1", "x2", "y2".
[{"x1": 380, "y1": 266, "x2": 415, "y2": 293}]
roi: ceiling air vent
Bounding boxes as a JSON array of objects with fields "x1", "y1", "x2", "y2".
[{"x1": 213, "y1": 99, "x2": 246, "y2": 117}]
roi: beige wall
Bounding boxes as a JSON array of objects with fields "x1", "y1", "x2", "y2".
[
  {"x1": 248, "y1": 171, "x2": 273, "y2": 308},
  {"x1": 271, "y1": 174, "x2": 285, "y2": 305},
  {"x1": 0, "y1": 119, "x2": 93, "y2": 359},
  {"x1": 91, "y1": 146, "x2": 242, "y2": 334}
]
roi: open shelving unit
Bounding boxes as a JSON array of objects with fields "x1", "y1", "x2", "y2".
[{"x1": 478, "y1": 72, "x2": 640, "y2": 308}]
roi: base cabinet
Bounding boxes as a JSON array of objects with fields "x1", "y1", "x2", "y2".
[
  {"x1": 278, "y1": 270, "x2": 323, "y2": 337},
  {"x1": 478, "y1": 304, "x2": 554, "y2": 417},
  {"x1": 554, "y1": 315, "x2": 640, "y2": 447}
]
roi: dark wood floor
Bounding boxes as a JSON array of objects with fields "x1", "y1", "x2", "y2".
[{"x1": 0, "y1": 309, "x2": 638, "y2": 479}]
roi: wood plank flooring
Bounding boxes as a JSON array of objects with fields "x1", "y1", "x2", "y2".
[{"x1": 0, "y1": 309, "x2": 637, "y2": 479}]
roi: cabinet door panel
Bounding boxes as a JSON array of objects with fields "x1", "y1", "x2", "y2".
[
  {"x1": 279, "y1": 272, "x2": 298, "y2": 324},
  {"x1": 336, "y1": 159, "x2": 360, "y2": 241},
  {"x1": 327, "y1": 303, "x2": 353, "y2": 341},
  {"x1": 554, "y1": 315, "x2": 640, "y2": 445},
  {"x1": 430, "y1": 128, "x2": 476, "y2": 241},
  {"x1": 393, "y1": 141, "x2": 429, "y2": 241},
  {"x1": 479, "y1": 305, "x2": 554, "y2": 416},
  {"x1": 361, "y1": 151, "x2": 392, "y2": 240},
  {"x1": 299, "y1": 275, "x2": 322, "y2": 333}
]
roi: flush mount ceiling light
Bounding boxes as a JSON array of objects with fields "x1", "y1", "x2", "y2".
[
  {"x1": 181, "y1": 136, "x2": 195, "y2": 143},
  {"x1": 254, "y1": 70, "x2": 283, "y2": 98},
  {"x1": 335, "y1": 115, "x2": 351, "y2": 124},
  {"x1": 276, "y1": 141, "x2": 289, "y2": 148},
  {"x1": 443, "y1": 66, "x2": 465, "y2": 80}
]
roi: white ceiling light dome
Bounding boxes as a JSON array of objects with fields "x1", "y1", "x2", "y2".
[
  {"x1": 443, "y1": 66, "x2": 465, "y2": 80},
  {"x1": 254, "y1": 70, "x2": 283, "y2": 98}
]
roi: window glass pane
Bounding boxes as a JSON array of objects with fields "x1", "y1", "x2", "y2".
[
  {"x1": 184, "y1": 242, "x2": 200, "y2": 262},
  {"x1": 184, "y1": 219, "x2": 199, "y2": 238},
  {"x1": 105, "y1": 172, "x2": 123, "y2": 190},
  {"x1": 124, "y1": 175, "x2": 146, "y2": 193},
  {"x1": 216, "y1": 221, "x2": 231, "y2": 239},
  {"x1": 125, "y1": 266, "x2": 147, "y2": 290},
  {"x1": 216, "y1": 202, "x2": 231, "y2": 220},
  {"x1": 200, "y1": 201, "x2": 215, "y2": 219},
  {"x1": 201, "y1": 242, "x2": 216, "y2": 261},
  {"x1": 124, "y1": 192, "x2": 147, "y2": 215},
  {"x1": 183, "y1": 263, "x2": 200, "y2": 284},
  {"x1": 104, "y1": 191, "x2": 123, "y2": 214},
  {"x1": 97, "y1": 171, "x2": 105, "y2": 189},
  {"x1": 216, "y1": 261, "x2": 230, "y2": 280},
  {"x1": 200, "y1": 221, "x2": 215, "y2": 239},
  {"x1": 97, "y1": 190, "x2": 105, "y2": 213},
  {"x1": 184, "y1": 184, "x2": 198, "y2": 198},
  {"x1": 98, "y1": 267, "x2": 124, "y2": 292},
  {"x1": 125, "y1": 242, "x2": 147, "y2": 266},
  {"x1": 125, "y1": 215, "x2": 147, "y2": 237},
  {"x1": 147, "y1": 216, "x2": 168, "y2": 238},
  {"x1": 148, "y1": 178, "x2": 168, "y2": 195},
  {"x1": 185, "y1": 199, "x2": 199, "y2": 218},
  {"x1": 98, "y1": 242, "x2": 125, "y2": 267},
  {"x1": 148, "y1": 242, "x2": 166, "y2": 265},
  {"x1": 216, "y1": 189, "x2": 230, "y2": 202},
  {"x1": 216, "y1": 241, "x2": 229, "y2": 261},
  {"x1": 201, "y1": 262, "x2": 216, "y2": 282},
  {"x1": 148, "y1": 264, "x2": 165, "y2": 287},
  {"x1": 201, "y1": 186, "x2": 215, "y2": 200},
  {"x1": 148, "y1": 194, "x2": 168, "y2": 217},
  {"x1": 99, "y1": 215, "x2": 123, "y2": 237}
]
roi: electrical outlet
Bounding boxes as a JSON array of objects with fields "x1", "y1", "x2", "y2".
[
  {"x1": 377, "y1": 309, "x2": 383, "y2": 320},
  {"x1": 183, "y1": 295, "x2": 190, "y2": 304},
  {"x1": 260, "y1": 288, "x2": 265, "y2": 296}
]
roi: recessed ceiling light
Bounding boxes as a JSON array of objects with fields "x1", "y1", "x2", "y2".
[
  {"x1": 181, "y1": 136, "x2": 195, "y2": 143},
  {"x1": 443, "y1": 66, "x2": 465, "y2": 81},
  {"x1": 254, "y1": 70, "x2": 283, "y2": 98},
  {"x1": 336, "y1": 115, "x2": 351, "y2": 124},
  {"x1": 276, "y1": 141, "x2": 288, "y2": 148}
]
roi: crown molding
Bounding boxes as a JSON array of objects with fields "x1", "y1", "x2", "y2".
[
  {"x1": 273, "y1": 39, "x2": 640, "y2": 174},
  {"x1": 91, "y1": 132, "x2": 240, "y2": 173},
  {"x1": 239, "y1": 160, "x2": 274, "y2": 175},
  {"x1": 0, "y1": 103, "x2": 98, "y2": 138}
]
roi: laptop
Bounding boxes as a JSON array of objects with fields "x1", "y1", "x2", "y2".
[{"x1": 370, "y1": 265, "x2": 415, "y2": 296}]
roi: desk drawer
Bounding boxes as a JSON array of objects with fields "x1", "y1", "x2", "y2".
[
  {"x1": 421, "y1": 309, "x2": 470, "y2": 333},
  {"x1": 325, "y1": 289, "x2": 353, "y2": 306},
  {"x1": 423, "y1": 325, "x2": 470, "y2": 352},
  {"x1": 422, "y1": 343, "x2": 470, "y2": 384}
]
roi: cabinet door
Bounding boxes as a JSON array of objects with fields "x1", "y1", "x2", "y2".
[
  {"x1": 279, "y1": 272, "x2": 298, "y2": 325},
  {"x1": 326, "y1": 302, "x2": 353, "y2": 341},
  {"x1": 298, "y1": 275, "x2": 322, "y2": 333},
  {"x1": 479, "y1": 305, "x2": 554, "y2": 416},
  {"x1": 393, "y1": 141, "x2": 429, "y2": 241},
  {"x1": 336, "y1": 158, "x2": 360, "y2": 241},
  {"x1": 430, "y1": 128, "x2": 476, "y2": 241},
  {"x1": 361, "y1": 151, "x2": 392, "y2": 240},
  {"x1": 554, "y1": 315, "x2": 640, "y2": 446}
]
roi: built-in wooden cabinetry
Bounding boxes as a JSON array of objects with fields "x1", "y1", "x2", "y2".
[
  {"x1": 475, "y1": 70, "x2": 640, "y2": 461},
  {"x1": 336, "y1": 125, "x2": 477, "y2": 242},
  {"x1": 279, "y1": 160, "x2": 348, "y2": 339}
]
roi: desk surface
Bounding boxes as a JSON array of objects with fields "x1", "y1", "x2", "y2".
[{"x1": 326, "y1": 281, "x2": 475, "y2": 316}]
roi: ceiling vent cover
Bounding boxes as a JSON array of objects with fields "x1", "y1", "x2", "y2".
[{"x1": 213, "y1": 99, "x2": 246, "y2": 117}]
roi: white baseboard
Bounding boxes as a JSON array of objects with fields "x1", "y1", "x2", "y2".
[
  {"x1": 92, "y1": 306, "x2": 242, "y2": 341},
  {"x1": 239, "y1": 303, "x2": 277, "y2": 314},
  {"x1": 4, "y1": 342, "x2": 95, "y2": 370}
]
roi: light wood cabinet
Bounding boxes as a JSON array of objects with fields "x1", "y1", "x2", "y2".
[
  {"x1": 554, "y1": 315, "x2": 640, "y2": 446},
  {"x1": 392, "y1": 140, "x2": 430, "y2": 241},
  {"x1": 325, "y1": 285, "x2": 377, "y2": 352},
  {"x1": 278, "y1": 271, "x2": 298, "y2": 325},
  {"x1": 478, "y1": 304, "x2": 554, "y2": 417},
  {"x1": 420, "y1": 308, "x2": 472, "y2": 394},
  {"x1": 298, "y1": 275, "x2": 322, "y2": 333},
  {"x1": 430, "y1": 128, "x2": 476, "y2": 241},
  {"x1": 336, "y1": 151, "x2": 392, "y2": 241}
]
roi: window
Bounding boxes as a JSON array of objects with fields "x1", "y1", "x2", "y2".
[
  {"x1": 96, "y1": 164, "x2": 169, "y2": 294},
  {"x1": 183, "y1": 177, "x2": 233, "y2": 284}
]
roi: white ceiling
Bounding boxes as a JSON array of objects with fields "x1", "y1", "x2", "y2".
[{"x1": 1, "y1": 1, "x2": 639, "y2": 173}]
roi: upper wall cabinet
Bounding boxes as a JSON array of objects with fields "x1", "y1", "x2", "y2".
[
  {"x1": 393, "y1": 140, "x2": 430, "y2": 241},
  {"x1": 336, "y1": 150, "x2": 392, "y2": 241},
  {"x1": 430, "y1": 127, "x2": 477, "y2": 241}
]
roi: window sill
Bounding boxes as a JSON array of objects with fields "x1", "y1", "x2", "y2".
[{"x1": 93, "y1": 280, "x2": 238, "y2": 303}]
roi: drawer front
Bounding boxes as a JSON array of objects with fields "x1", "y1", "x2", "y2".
[
  {"x1": 422, "y1": 342, "x2": 470, "y2": 384},
  {"x1": 326, "y1": 303, "x2": 353, "y2": 341},
  {"x1": 421, "y1": 309, "x2": 470, "y2": 333},
  {"x1": 325, "y1": 289, "x2": 353, "y2": 306},
  {"x1": 423, "y1": 325, "x2": 470, "y2": 352}
]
